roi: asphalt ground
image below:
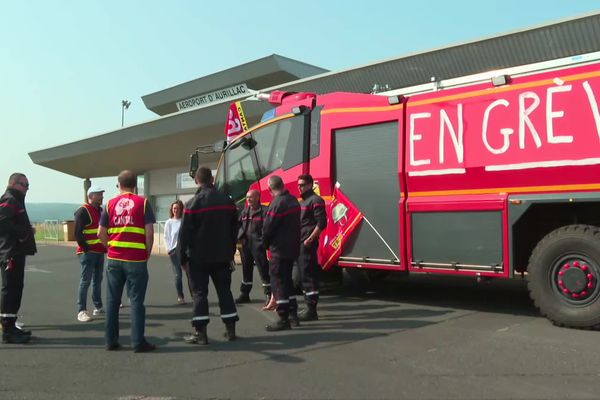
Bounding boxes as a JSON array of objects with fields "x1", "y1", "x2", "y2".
[{"x1": 1, "y1": 244, "x2": 599, "y2": 400}]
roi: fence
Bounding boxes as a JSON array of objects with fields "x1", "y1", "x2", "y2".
[
  {"x1": 34, "y1": 219, "x2": 170, "y2": 253},
  {"x1": 154, "y1": 220, "x2": 167, "y2": 255},
  {"x1": 42, "y1": 219, "x2": 60, "y2": 242}
]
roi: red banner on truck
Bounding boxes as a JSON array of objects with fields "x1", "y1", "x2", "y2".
[
  {"x1": 318, "y1": 185, "x2": 364, "y2": 271},
  {"x1": 406, "y1": 69, "x2": 600, "y2": 178},
  {"x1": 225, "y1": 101, "x2": 248, "y2": 142}
]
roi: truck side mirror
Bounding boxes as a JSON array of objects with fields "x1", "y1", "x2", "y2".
[
  {"x1": 241, "y1": 137, "x2": 257, "y2": 151},
  {"x1": 228, "y1": 136, "x2": 256, "y2": 151},
  {"x1": 189, "y1": 152, "x2": 199, "y2": 178}
]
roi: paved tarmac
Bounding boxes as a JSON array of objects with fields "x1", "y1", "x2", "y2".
[{"x1": 1, "y1": 244, "x2": 599, "y2": 400}]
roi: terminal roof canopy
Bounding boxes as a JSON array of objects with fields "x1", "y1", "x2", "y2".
[
  {"x1": 29, "y1": 55, "x2": 329, "y2": 179},
  {"x1": 30, "y1": 12, "x2": 600, "y2": 179},
  {"x1": 143, "y1": 54, "x2": 329, "y2": 116},
  {"x1": 28, "y1": 99, "x2": 272, "y2": 178}
]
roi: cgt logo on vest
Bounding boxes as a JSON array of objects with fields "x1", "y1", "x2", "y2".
[{"x1": 113, "y1": 198, "x2": 135, "y2": 225}]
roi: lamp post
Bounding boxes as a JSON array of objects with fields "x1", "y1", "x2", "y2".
[{"x1": 121, "y1": 100, "x2": 131, "y2": 127}]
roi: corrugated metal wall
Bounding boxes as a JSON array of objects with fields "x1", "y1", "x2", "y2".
[{"x1": 281, "y1": 13, "x2": 600, "y2": 94}]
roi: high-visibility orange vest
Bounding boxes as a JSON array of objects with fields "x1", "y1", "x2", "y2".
[
  {"x1": 76, "y1": 203, "x2": 107, "y2": 254},
  {"x1": 107, "y1": 193, "x2": 148, "y2": 262}
]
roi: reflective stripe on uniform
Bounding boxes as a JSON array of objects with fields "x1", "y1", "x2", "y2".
[
  {"x1": 108, "y1": 240, "x2": 146, "y2": 250},
  {"x1": 220, "y1": 312, "x2": 238, "y2": 319},
  {"x1": 108, "y1": 226, "x2": 145, "y2": 235},
  {"x1": 77, "y1": 204, "x2": 106, "y2": 254},
  {"x1": 276, "y1": 299, "x2": 289, "y2": 304},
  {"x1": 241, "y1": 281, "x2": 252, "y2": 286},
  {"x1": 106, "y1": 193, "x2": 147, "y2": 261},
  {"x1": 184, "y1": 205, "x2": 236, "y2": 214},
  {"x1": 305, "y1": 291, "x2": 319, "y2": 296},
  {"x1": 0, "y1": 203, "x2": 18, "y2": 211},
  {"x1": 192, "y1": 316, "x2": 209, "y2": 321},
  {"x1": 0, "y1": 313, "x2": 17, "y2": 318}
]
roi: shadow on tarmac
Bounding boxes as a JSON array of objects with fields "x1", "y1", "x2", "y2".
[
  {"x1": 325, "y1": 273, "x2": 539, "y2": 318},
  {"x1": 31, "y1": 335, "x2": 106, "y2": 347},
  {"x1": 150, "y1": 302, "x2": 449, "y2": 362},
  {"x1": 18, "y1": 293, "x2": 460, "y2": 357}
]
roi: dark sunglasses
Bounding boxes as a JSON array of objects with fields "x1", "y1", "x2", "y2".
[{"x1": 17, "y1": 182, "x2": 29, "y2": 188}]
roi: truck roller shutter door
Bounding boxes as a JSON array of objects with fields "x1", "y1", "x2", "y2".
[{"x1": 334, "y1": 121, "x2": 400, "y2": 263}]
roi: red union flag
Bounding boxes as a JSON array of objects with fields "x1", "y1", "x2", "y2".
[
  {"x1": 225, "y1": 101, "x2": 248, "y2": 142},
  {"x1": 318, "y1": 185, "x2": 364, "y2": 271}
]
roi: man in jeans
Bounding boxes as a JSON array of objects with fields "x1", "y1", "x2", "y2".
[
  {"x1": 98, "y1": 170, "x2": 156, "y2": 353},
  {"x1": 74, "y1": 185, "x2": 106, "y2": 322}
]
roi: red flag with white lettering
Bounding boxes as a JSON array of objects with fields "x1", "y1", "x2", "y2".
[
  {"x1": 225, "y1": 101, "x2": 248, "y2": 142},
  {"x1": 318, "y1": 184, "x2": 364, "y2": 271}
]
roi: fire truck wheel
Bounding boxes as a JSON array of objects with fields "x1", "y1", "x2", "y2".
[{"x1": 527, "y1": 224, "x2": 600, "y2": 329}]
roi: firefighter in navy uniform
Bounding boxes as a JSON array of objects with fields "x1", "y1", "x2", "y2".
[
  {"x1": 235, "y1": 189, "x2": 271, "y2": 305},
  {"x1": 296, "y1": 174, "x2": 327, "y2": 321},
  {"x1": 179, "y1": 167, "x2": 239, "y2": 345},
  {"x1": 0, "y1": 173, "x2": 36, "y2": 344},
  {"x1": 262, "y1": 175, "x2": 301, "y2": 331}
]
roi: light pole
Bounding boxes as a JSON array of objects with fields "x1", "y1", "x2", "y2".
[{"x1": 121, "y1": 100, "x2": 131, "y2": 127}]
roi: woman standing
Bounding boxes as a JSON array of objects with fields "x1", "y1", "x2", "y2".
[{"x1": 164, "y1": 200, "x2": 186, "y2": 304}]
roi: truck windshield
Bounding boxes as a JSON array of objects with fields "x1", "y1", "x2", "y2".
[
  {"x1": 252, "y1": 115, "x2": 305, "y2": 175},
  {"x1": 214, "y1": 141, "x2": 258, "y2": 206},
  {"x1": 214, "y1": 114, "x2": 306, "y2": 205}
]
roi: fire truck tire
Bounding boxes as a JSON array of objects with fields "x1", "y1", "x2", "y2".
[{"x1": 527, "y1": 224, "x2": 600, "y2": 329}]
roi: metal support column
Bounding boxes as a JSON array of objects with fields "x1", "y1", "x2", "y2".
[{"x1": 83, "y1": 178, "x2": 91, "y2": 203}]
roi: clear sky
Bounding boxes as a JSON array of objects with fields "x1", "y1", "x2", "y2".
[{"x1": 1, "y1": 0, "x2": 599, "y2": 203}]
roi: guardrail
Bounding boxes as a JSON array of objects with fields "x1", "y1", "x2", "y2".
[
  {"x1": 34, "y1": 220, "x2": 170, "y2": 254},
  {"x1": 154, "y1": 220, "x2": 167, "y2": 255},
  {"x1": 42, "y1": 219, "x2": 60, "y2": 242}
]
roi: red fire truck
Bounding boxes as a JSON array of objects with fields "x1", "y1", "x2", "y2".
[{"x1": 194, "y1": 50, "x2": 600, "y2": 329}]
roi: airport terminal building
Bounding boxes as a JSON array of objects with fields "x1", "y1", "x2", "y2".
[{"x1": 29, "y1": 13, "x2": 600, "y2": 220}]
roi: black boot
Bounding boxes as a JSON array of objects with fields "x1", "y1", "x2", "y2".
[
  {"x1": 298, "y1": 305, "x2": 318, "y2": 322},
  {"x1": 184, "y1": 325, "x2": 208, "y2": 345},
  {"x1": 2, "y1": 326, "x2": 31, "y2": 344},
  {"x1": 224, "y1": 323, "x2": 237, "y2": 341},
  {"x1": 15, "y1": 325, "x2": 32, "y2": 336},
  {"x1": 289, "y1": 310, "x2": 300, "y2": 327},
  {"x1": 235, "y1": 293, "x2": 251, "y2": 304},
  {"x1": 265, "y1": 318, "x2": 291, "y2": 332}
]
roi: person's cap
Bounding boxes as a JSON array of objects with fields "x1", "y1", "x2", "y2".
[{"x1": 87, "y1": 185, "x2": 105, "y2": 196}]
